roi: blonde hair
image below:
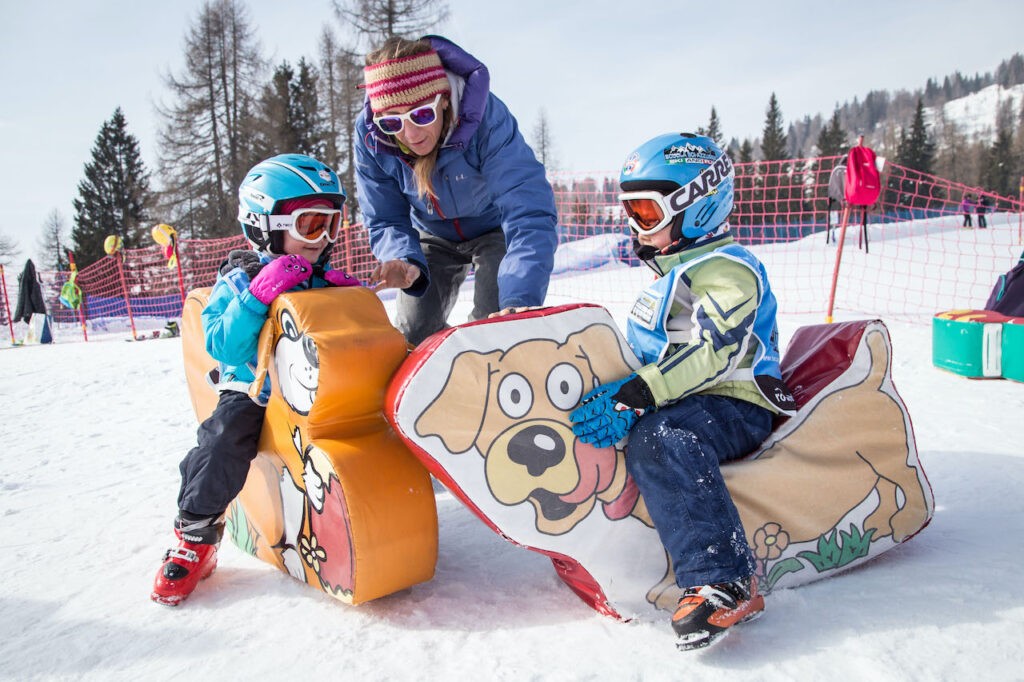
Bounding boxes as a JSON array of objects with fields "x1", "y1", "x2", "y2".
[{"x1": 366, "y1": 37, "x2": 451, "y2": 201}]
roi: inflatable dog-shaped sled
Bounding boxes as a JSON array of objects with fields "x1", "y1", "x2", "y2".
[
  {"x1": 182, "y1": 286, "x2": 437, "y2": 604},
  {"x1": 385, "y1": 304, "x2": 934, "y2": 621}
]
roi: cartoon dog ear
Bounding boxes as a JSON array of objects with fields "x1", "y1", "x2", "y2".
[
  {"x1": 565, "y1": 323, "x2": 636, "y2": 386},
  {"x1": 862, "y1": 329, "x2": 891, "y2": 393},
  {"x1": 248, "y1": 305, "x2": 282, "y2": 402},
  {"x1": 415, "y1": 349, "x2": 501, "y2": 454}
]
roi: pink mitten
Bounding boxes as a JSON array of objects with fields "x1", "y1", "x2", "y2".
[
  {"x1": 323, "y1": 269, "x2": 360, "y2": 288},
  {"x1": 248, "y1": 254, "x2": 312, "y2": 304}
]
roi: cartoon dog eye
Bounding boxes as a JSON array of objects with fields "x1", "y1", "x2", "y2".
[
  {"x1": 281, "y1": 309, "x2": 299, "y2": 340},
  {"x1": 546, "y1": 363, "x2": 583, "y2": 411},
  {"x1": 497, "y1": 373, "x2": 533, "y2": 419},
  {"x1": 302, "y1": 335, "x2": 319, "y2": 368}
]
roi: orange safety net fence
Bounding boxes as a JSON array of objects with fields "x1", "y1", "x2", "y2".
[{"x1": 2, "y1": 157, "x2": 1021, "y2": 345}]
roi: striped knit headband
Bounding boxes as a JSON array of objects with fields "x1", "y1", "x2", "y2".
[{"x1": 363, "y1": 49, "x2": 451, "y2": 114}]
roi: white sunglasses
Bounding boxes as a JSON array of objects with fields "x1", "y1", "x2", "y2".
[{"x1": 372, "y1": 94, "x2": 444, "y2": 135}]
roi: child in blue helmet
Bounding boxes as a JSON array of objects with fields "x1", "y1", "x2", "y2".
[
  {"x1": 151, "y1": 154, "x2": 359, "y2": 606},
  {"x1": 570, "y1": 133, "x2": 795, "y2": 650}
]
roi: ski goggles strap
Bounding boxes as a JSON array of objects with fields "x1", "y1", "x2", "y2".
[{"x1": 619, "y1": 153, "x2": 735, "y2": 236}]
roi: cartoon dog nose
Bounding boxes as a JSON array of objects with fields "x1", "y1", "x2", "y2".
[{"x1": 508, "y1": 425, "x2": 565, "y2": 477}]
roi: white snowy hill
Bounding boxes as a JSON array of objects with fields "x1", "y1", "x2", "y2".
[
  {"x1": 1, "y1": 223, "x2": 1022, "y2": 680},
  {"x1": 927, "y1": 83, "x2": 1024, "y2": 140}
]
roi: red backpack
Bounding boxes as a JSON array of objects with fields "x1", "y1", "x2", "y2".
[{"x1": 844, "y1": 145, "x2": 881, "y2": 206}]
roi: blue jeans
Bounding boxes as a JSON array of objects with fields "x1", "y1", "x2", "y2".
[
  {"x1": 395, "y1": 229, "x2": 506, "y2": 345},
  {"x1": 625, "y1": 394, "x2": 773, "y2": 589}
]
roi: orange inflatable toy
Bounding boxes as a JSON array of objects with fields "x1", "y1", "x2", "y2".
[{"x1": 181, "y1": 286, "x2": 437, "y2": 604}]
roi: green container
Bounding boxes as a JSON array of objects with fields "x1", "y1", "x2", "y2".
[
  {"x1": 1002, "y1": 320, "x2": 1024, "y2": 383},
  {"x1": 932, "y1": 311, "x2": 1004, "y2": 378}
]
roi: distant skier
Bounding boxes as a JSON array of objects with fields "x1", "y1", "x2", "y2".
[
  {"x1": 570, "y1": 133, "x2": 795, "y2": 650},
  {"x1": 977, "y1": 195, "x2": 991, "y2": 229},
  {"x1": 960, "y1": 194, "x2": 976, "y2": 228},
  {"x1": 151, "y1": 154, "x2": 359, "y2": 606}
]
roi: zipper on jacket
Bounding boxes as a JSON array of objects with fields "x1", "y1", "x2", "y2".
[{"x1": 428, "y1": 194, "x2": 466, "y2": 240}]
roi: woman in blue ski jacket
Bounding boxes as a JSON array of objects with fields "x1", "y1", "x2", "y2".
[{"x1": 354, "y1": 35, "x2": 558, "y2": 345}]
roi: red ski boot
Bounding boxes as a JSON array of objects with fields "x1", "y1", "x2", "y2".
[{"x1": 151, "y1": 514, "x2": 223, "y2": 606}]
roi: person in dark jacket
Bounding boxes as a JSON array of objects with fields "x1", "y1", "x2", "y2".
[
  {"x1": 977, "y1": 195, "x2": 991, "y2": 229},
  {"x1": 355, "y1": 35, "x2": 558, "y2": 345}
]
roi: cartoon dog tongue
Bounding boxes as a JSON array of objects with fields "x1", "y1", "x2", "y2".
[{"x1": 560, "y1": 441, "x2": 639, "y2": 520}]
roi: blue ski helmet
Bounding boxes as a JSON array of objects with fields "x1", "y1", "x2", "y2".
[
  {"x1": 237, "y1": 154, "x2": 346, "y2": 255},
  {"x1": 619, "y1": 133, "x2": 734, "y2": 245}
]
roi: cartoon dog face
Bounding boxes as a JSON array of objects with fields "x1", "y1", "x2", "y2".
[
  {"x1": 274, "y1": 308, "x2": 319, "y2": 415},
  {"x1": 415, "y1": 323, "x2": 642, "y2": 535}
]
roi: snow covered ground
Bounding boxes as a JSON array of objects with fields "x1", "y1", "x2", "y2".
[{"x1": 2, "y1": 242, "x2": 1023, "y2": 680}]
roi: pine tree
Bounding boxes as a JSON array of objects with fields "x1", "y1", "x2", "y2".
[
  {"x1": 1014, "y1": 98, "x2": 1024, "y2": 196},
  {"x1": 980, "y1": 99, "x2": 1017, "y2": 196},
  {"x1": 157, "y1": 0, "x2": 265, "y2": 238},
  {"x1": 259, "y1": 60, "x2": 295, "y2": 156},
  {"x1": 0, "y1": 230, "x2": 21, "y2": 268},
  {"x1": 706, "y1": 107, "x2": 723, "y2": 146},
  {"x1": 332, "y1": 0, "x2": 449, "y2": 47},
  {"x1": 290, "y1": 59, "x2": 328, "y2": 158},
  {"x1": 532, "y1": 109, "x2": 556, "y2": 169},
  {"x1": 895, "y1": 97, "x2": 936, "y2": 174},
  {"x1": 318, "y1": 27, "x2": 364, "y2": 219},
  {"x1": 738, "y1": 139, "x2": 754, "y2": 163},
  {"x1": 258, "y1": 59, "x2": 328, "y2": 159},
  {"x1": 816, "y1": 109, "x2": 847, "y2": 157},
  {"x1": 71, "y1": 108, "x2": 152, "y2": 267},
  {"x1": 932, "y1": 110, "x2": 973, "y2": 184},
  {"x1": 760, "y1": 93, "x2": 788, "y2": 161},
  {"x1": 36, "y1": 210, "x2": 70, "y2": 271}
]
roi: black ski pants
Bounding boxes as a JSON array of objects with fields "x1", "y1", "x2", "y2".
[{"x1": 177, "y1": 390, "x2": 265, "y2": 518}]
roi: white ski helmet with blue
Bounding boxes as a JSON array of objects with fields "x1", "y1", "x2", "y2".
[
  {"x1": 619, "y1": 133, "x2": 734, "y2": 243},
  {"x1": 237, "y1": 154, "x2": 346, "y2": 254}
]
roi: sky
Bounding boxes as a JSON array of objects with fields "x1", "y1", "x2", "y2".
[
  {"x1": 2, "y1": 221, "x2": 1023, "y2": 678},
  {"x1": 2, "y1": 0, "x2": 1023, "y2": 263}
]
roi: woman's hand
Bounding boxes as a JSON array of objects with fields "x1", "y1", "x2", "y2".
[
  {"x1": 370, "y1": 259, "x2": 421, "y2": 290},
  {"x1": 488, "y1": 306, "x2": 542, "y2": 318}
]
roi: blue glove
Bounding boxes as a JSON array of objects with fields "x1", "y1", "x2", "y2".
[{"x1": 569, "y1": 374, "x2": 650, "y2": 448}]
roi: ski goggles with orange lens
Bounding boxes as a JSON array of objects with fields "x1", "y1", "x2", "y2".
[
  {"x1": 373, "y1": 94, "x2": 443, "y2": 134},
  {"x1": 619, "y1": 153, "x2": 735, "y2": 235},
  {"x1": 619, "y1": 192, "x2": 676, "y2": 236},
  {"x1": 268, "y1": 208, "x2": 343, "y2": 244}
]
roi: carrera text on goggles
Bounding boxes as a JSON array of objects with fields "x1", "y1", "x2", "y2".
[
  {"x1": 619, "y1": 154, "x2": 734, "y2": 236},
  {"x1": 373, "y1": 94, "x2": 443, "y2": 135},
  {"x1": 269, "y1": 208, "x2": 343, "y2": 244}
]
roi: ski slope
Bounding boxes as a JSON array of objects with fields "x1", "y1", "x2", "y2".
[{"x1": 1, "y1": 228, "x2": 1022, "y2": 680}]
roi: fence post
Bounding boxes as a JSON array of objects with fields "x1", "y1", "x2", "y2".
[
  {"x1": 113, "y1": 250, "x2": 139, "y2": 340},
  {"x1": 173, "y1": 238, "x2": 186, "y2": 305},
  {"x1": 341, "y1": 205, "x2": 355, "y2": 276},
  {"x1": 825, "y1": 205, "x2": 852, "y2": 324},
  {"x1": 0, "y1": 264, "x2": 14, "y2": 343}
]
